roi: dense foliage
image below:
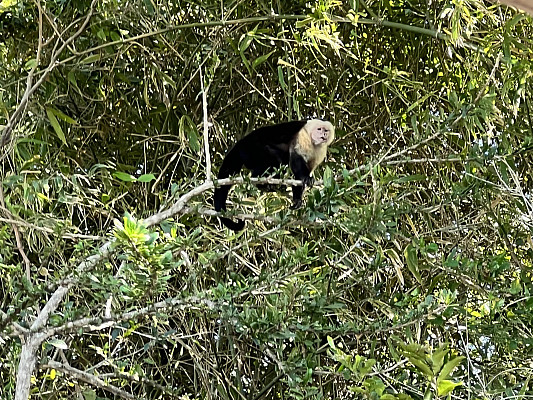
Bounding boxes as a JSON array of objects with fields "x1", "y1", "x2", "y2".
[{"x1": 1, "y1": 0, "x2": 533, "y2": 399}]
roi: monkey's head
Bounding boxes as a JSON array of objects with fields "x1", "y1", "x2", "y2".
[{"x1": 307, "y1": 119, "x2": 335, "y2": 146}]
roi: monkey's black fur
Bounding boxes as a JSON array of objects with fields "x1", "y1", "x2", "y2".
[{"x1": 213, "y1": 120, "x2": 333, "y2": 231}]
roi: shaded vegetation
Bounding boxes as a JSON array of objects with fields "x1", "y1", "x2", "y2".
[{"x1": 1, "y1": 0, "x2": 533, "y2": 399}]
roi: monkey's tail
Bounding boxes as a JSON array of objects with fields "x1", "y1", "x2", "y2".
[{"x1": 213, "y1": 145, "x2": 246, "y2": 231}]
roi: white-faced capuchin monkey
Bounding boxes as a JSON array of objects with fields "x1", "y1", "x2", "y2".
[{"x1": 213, "y1": 119, "x2": 335, "y2": 231}]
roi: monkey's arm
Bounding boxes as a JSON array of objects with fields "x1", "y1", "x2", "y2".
[{"x1": 289, "y1": 152, "x2": 313, "y2": 209}]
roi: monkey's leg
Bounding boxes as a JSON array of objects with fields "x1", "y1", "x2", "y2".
[{"x1": 289, "y1": 154, "x2": 312, "y2": 209}]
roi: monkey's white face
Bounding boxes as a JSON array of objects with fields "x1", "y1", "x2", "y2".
[{"x1": 309, "y1": 121, "x2": 334, "y2": 146}]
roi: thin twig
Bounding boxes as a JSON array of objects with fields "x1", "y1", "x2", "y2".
[
  {"x1": 44, "y1": 296, "x2": 220, "y2": 336},
  {"x1": 0, "y1": 216, "x2": 103, "y2": 240},
  {"x1": 43, "y1": 361, "x2": 135, "y2": 400},
  {"x1": 200, "y1": 67, "x2": 212, "y2": 181},
  {"x1": 252, "y1": 373, "x2": 284, "y2": 400},
  {"x1": 0, "y1": 185, "x2": 31, "y2": 279}
]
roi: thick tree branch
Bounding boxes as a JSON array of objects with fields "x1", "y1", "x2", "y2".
[
  {"x1": 15, "y1": 334, "x2": 47, "y2": 400},
  {"x1": 14, "y1": 241, "x2": 111, "y2": 400}
]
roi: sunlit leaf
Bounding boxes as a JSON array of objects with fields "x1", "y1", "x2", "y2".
[
  {"x1": 437, "y1": 356, "x2": 465, "y2": 383},
  {"x1": 138, "y1": 173, "x2": 156, "y2": 182},
  {"x1": 437, "y1": 380, "x2": 462, "y2": 396},
  {"x1": 113, "y1": 172, "x2": 137, "y2": 182}
]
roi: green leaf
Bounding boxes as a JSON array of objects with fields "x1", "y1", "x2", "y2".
[
  {"x1": 278, "y1": 65, "x2": 287, "y2": 90},
  {"x1": 323, "y1": 166, "x2": 333, "y2": 188},
  {"x1": 81, "y1": 54, "x2": 101, "y2": 64},
  {"x1": 110, "y1": 31, "x2": 121, "y2": 42},
  {"x1": 113, "y1": 172, "x2": 137, "y2": 182},
  {"x1": 179, "y1": 115, "x2": 200, "y2": 152},
  {"x1": 252, "y1": 51, "x2": 275, "y2": 69},
  {"x1": 82, "y1": 389, "x2": 97, "y2": 400},
  {"x1": 506, "y1": 13, "x2": 526, "y2": 29},
  {"x1": 295, "y1": 17, "x2": 313, "y2": 28},
  {"x1": 143, "y1": 0, "x2": 154, "y2": 14},
  {"x1": 396, "y1": 174, "x2": 426, "y2": 183},
  {"x1": 397, "y1": 395, "x2": 414, "y2": 400},
  {"x1": 404, "y1": 244, "x2": 421, "y2": 283},
  {"x1": 159, "y1": 70, "x2": 177, "y2": 89},
  {"x1": 67, "y1": 70, "x2": 78, "y2": 88},
  {"x1": 405, "y1": 354, "x2": 433, "y2": 378},
  {"x1": 37, "y1": 193, "x2": 50, "y2": 202},
  {"x1": 25, "y1": 58, "x2": 37, "y2": 70},
  {"x1": 499, "y1": 161, "x2": 509, "y2": 185},
  {"x1": 437, "y1": 356, "x2": 465, "y2": 383},
  {"x1": 188, "y1": 129, "x2": 200, "y2": 152},
  {"x1": 46, "y1": 107, "x2": 67, "y2": 146},
  {"x1": 431, "y1": 345, "x2": 448, "y2": 374},
  {"x1": 138, "y1": 173, "x2": 156, "y2": 182},
  {"x1": 327, "y1": 336, "x2": 336, "y2": 349},
  {"x1": 48, "y1": 108, "x2": 78, "y2": 125},
  {"x1": 411, "y1": 115, "x2": 419, "y2": 136},
  {"x1": 239, "y1": 34, "x2": 254, "y2": 53},
  {"x1": 437, "y1": 380, "x2": 462, "y2": 396},
  {"x1": 97, "y1": 29, "x2": 106, "y2": 41}
]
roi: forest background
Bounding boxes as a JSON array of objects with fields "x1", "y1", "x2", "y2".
[{"x1": 1, "y1": 0, "x2": 533, "y2": 399}]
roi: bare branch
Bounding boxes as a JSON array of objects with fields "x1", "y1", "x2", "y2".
[
  {"x1": 45, "y1": 296, "x2": 221, "y2": 336},
  {"x1": 15, "y1": 334, "x2": 47, "y2": 400},
  {"x1": 43, "y1": 361, "x2": 135, "y2": 400},
  {"x1": 0, "y1": 215, "x2": 103, "y2": 240},
  {"x1": 14, "y1": 239, "x2": 111, "y2": 399}
]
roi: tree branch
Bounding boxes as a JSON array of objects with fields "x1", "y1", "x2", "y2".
[
  {"x1": 43, "y1": 361, "x2": 135, "y2": 400},
  {"x1": 200, "y1": 66, "x2": 212, "y2": 181},
  {"x1": 13, "y1": 241, "x2": 111, "y2": 400},
  {"x1": 45, "y1": 296, "x2": 221, "y2": 336},
  {"x1": 0, "y1": 185, "x2": 31, "y2": 279}
]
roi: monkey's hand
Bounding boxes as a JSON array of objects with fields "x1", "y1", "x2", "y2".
[{"x1": 302, "y1": 176, "x2": 314, "y2": 188}]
